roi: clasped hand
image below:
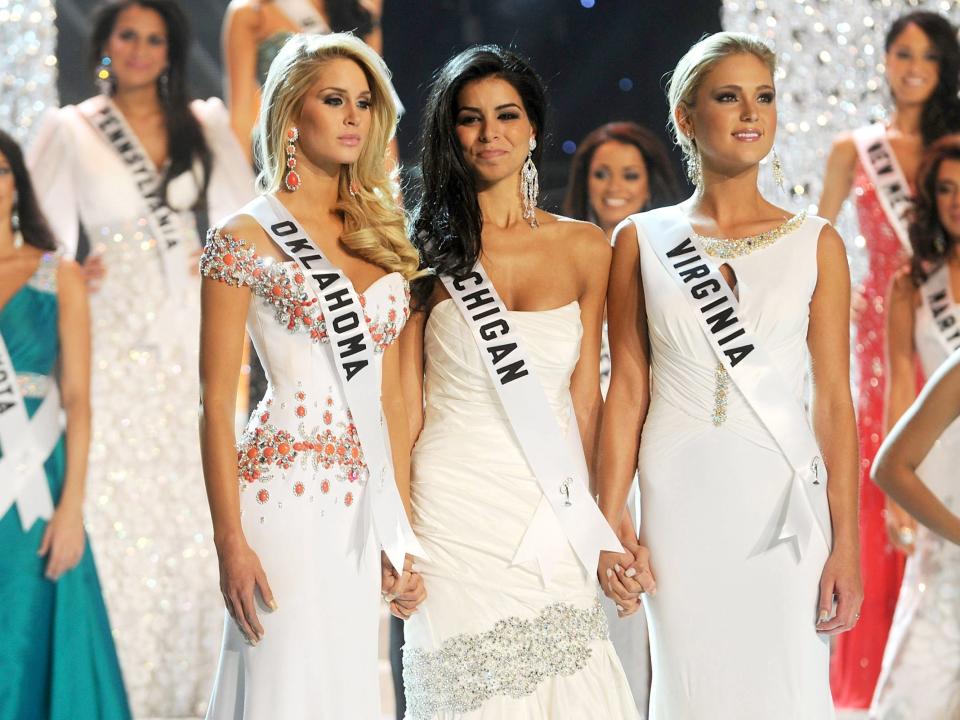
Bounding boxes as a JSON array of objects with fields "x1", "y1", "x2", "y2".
[
  {"x1": 381, "y1": 552, "x2": 427, "y2": 620},
  {"x1": 597, "y1": 538, "x2": 656, "y2": 618}
]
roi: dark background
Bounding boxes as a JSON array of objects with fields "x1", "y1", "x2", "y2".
[{"x1": 54, "y1": 1, "x2": 724, "y2": 207}]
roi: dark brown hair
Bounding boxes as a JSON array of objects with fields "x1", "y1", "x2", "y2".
[
  {"x1": 909, "y1": 134, "x2": 960, "y2": 284},
  {"x1": 0, "y1": 130, "x2": 57, "y2": 251},
  {"x1": 562, "y1": 122, "x2": 682, "y2": 221}
]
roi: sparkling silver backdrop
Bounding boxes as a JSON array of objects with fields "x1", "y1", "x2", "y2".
[
  {"x1": 722, "y1": 0, "x2": 960, "y2": 283},
  {"x1": 0, "y1": 0, "x2": 58, "y2": 144}
]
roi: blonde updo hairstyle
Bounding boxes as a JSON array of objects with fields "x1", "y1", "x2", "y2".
[
  {"x1": 667, "y1": 32, "x2": 777, "y2": 180},
  {"x1": 255, "y1": 32, "x2": 422, "y2": 280}
]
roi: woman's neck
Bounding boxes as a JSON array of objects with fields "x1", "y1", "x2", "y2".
[
  {"x1": 476, "y1": 175, "x2": 525, "y2": 230},
  {"x1": 111, "y1": 84, "x2": 164, "y2": 119},
  {"x1": 889, "y1": 102, "x2": 924, "y2": 138},
  {"x1": 690, "y1": 165, "x2": 768, "y2": 229},
  {"x1": 0, "y1": 222, "x2": 17, "y2": 258},
  {"x1": 282, "y1": 158, "x2": 342, "y2": 224}
]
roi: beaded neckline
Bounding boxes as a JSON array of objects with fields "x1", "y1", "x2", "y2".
[{"x1": 696, "y1": 211, "x2": 807, "y2": 260}]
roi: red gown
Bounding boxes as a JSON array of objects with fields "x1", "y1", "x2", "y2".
[{"x1": 829, "y1": 164, "x2": 908, "y2": 709}]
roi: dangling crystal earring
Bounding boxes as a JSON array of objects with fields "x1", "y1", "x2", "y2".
[
  {"x1": 687, "y1": 150, "x2": 702, "y2": 188},
  {"x1": 96, "y1": 55, "x2": 115, "y2": 95},
  {"x1": 772, "y1": 148, "x2": 785, "y2": 190},
  {"x1": 284, "y1": 128, "x2": 301, "y2": 192},
  {"x1": 158, "y1": 68, "x2": 170, "y2": 103},
  {"x1": 934, "y1": 226, "x2": 948, "y2": 255},
  {"x1": 521, "y1": 137, "x2": 539, "y2": 229},
  {"x1": 11, "y1": 198, "x2": 22, "y2": 248}
]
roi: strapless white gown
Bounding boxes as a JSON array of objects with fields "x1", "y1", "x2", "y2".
[{"x1": 401, "y1": 299, "x2": 639, "y2": 719}]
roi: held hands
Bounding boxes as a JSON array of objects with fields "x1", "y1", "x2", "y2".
[
  {"x1": 381, "y1": 552, "x2": 427, "y2": 620},
  {"x1": 37, "y1": 502, "x2": 86, "y2": 581},
  {"x1": 81, "y1": 254, "x2": 106, "y2": 293},
  {"x1": 597, "y1": 537, "x2": 657, "y2": 618},
  {"x1": 884, "y1": 498, "x2": 918, "y2": 556},
  {"x1": 816, "y1": 544, "x2": 863, "y2": 635},
  {"x1": 217, "y1": 534, "x2": 277, "y2": 645}
]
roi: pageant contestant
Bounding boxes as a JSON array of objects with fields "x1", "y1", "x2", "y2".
[
  {"x1": 870, "y1": 136, "x2": 960, "y2": 719},
  {"x1": 0, "y1": 131, "x2": 130, "y2": 720},
  {"x1": 561, "y1": 121, "x2": 681, "y2": 716},
  {"x1": 598, "y1": 32, "x2": 862, "y2": 719},
  {"x1": 222, "y1": 0, "x2": 383, "y2": 159},
  {"x1": 27, "y1": 1, "x2": 253, "y2": 714},
  {"x1": 818, "y1": 12, "x2": 960, "y2": 706},
  {"x1": 200, "y1": 33, "x2": 424, "y2": 718},
  {"x1": 400, "y1": 45, "x2": 640, "y2": 719}
]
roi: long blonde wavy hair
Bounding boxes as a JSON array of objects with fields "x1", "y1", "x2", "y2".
[{"x1": 255, "y1": 32, "x2": 422, "y2": 280}]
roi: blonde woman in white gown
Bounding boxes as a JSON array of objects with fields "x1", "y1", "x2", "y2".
[
  {"x1": 597, "y1": 33, "x2": 863, "y2": 720},
  {"x1": 399, "y1": 45, "x2": 640, "y2": 720},
  {"x1": 27, "y1": 1, "x2": 253, "y2": 715}
]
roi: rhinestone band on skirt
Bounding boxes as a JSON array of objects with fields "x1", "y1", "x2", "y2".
[{"x1": 402, "y1": 598, "x2": 609, "y2": 718}]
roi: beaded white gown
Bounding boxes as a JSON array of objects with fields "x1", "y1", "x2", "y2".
[
  {"x1": 27, "y1": 96, "x2": 254, "y2": 717},
  {"x1": 870, "y1": 275, "x2": 960, "y2": 719},
  {"x1": 634, "y1": 211, "x2": 833, "y2": 720},
  {"x1": 401, "y1": 299, "x2": 639, "y2": 720},
  {"x1": 201, "y1": 229, "x2": 411, "y2": 718}
]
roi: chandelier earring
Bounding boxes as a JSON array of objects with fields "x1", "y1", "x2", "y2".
[
  {"x1": 158, "y1": 67, "x2": 170, "y2": 103},
  {"x1": 96, "y1": 55, "x2": 115, "y2": 95},
  {"x1": 772, "y1": 148, "x2": 785, "y2": 190},
  {"x1": 521, "y1": 137, "x2": 539, "y2": 229},
  {"x1": 348, "y1": 165, "x2": 361, "y2": 198},
  {"x1": 934, "y1": 225, "x2": 948, "y2": 255},
  {"x1": 284, "y1": 128, "x2": 301, "y2": 192},
  {"x1": 11, "y1": 193, "x2": 22, "y2": 248}
]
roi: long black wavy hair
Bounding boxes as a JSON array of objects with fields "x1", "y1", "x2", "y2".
[
  {"x1": 886, "y1": 11, "x2": 960, "y2": 146},
  {"x1": 909, "y1": 134, "x2": 960, "y2": 285},
  {"x1": 91, "y1": 0, "x2": 212, "y2": 209},
  {"x1": 410, "y1": 45, "x2": 546, "y2": 308},
  {"x1": 0, "y1": 130, "x2": 57, "y2": 252}
]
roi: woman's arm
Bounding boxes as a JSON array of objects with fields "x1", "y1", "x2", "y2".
[
  {"x1": 818, "y1": 133, "x2": 858, "y2": 224},
  {"x1": 398, "y1": 302, "x2": 428, "y2": 453},
  {"x1": 568, "y1": 223, "x2": 611, "y2": 480},
  {"x1": 807, "y1": 224, "x2": 863, "y2": 635},
  {"x1": 222, "y1": 3, "x2": 260, "y2": 163},
  {"x1": 199, "y1": 217, "x2": 275, "y2": 644},
  {"x1": 873, "y1": 351, "x2": 960, "y2": 544},
  {"x1": 595, "y1": 220, "x2": 657, "y2": 611},
  {"x1": 38, "y1": 259, "x2": 90, "y2": 580},
  {"x1": 883, "y1": 270, "x2": 920, "y2": 551}
]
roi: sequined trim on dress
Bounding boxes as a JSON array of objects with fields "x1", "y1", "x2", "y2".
[
  {"x1": 200, "y1": 229, "x2": 410, "y2": 354},
  {"x1": 402, "y1": 599, "x2": 608, "y2": 718},
  {"x1": 17, "y1": 372, "x2": 51, "y2": 399},
  {"x1": 698, "y1": 211, "x2": 807, "y2": 260},
  {"x1": 27, "y1": 251, "x2": 59, "y2": 294}
]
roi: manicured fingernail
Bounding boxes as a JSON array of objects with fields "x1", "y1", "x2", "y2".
[
  {"x1": 625, "y1": 567, "x2": 637, "y2": 577},
  {"x1": 616, "y1": 604, "x2": 624, "y2": 612},
  {"x1": 615, "y1": 564, "x2": 623, "y2": 572},
  {"x1": 268, "y1": 599, "x2": 278, "y2": 611},
  {"x1": 818, "y1": 609, "x2": 829, "y2": 623},
  {"x1": 605, "y1": 568, "x2": 613, "y2": 578}
]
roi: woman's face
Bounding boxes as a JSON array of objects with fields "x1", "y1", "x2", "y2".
[
  {"x1": 587, "y1": 140, "x2": 649, "y2": 231},
  {"x1": 679, "y1": 52, "x2": 776, "y2": 179},
  {"x1": 454, "y1": 76, "x2": 535, "y2": 190},
  {"x1": 935, "y1": 157, "x2": 960, "y2": 243},
  {"x1": 102, "y1": 4, "x2": 169, "y2": 92},
  {"x1": 0, "y1": 151, "x2": 15, "y2": 227},
  {"x1": 886, "y1": 22, "x2": 940, "y2": 107},
  {"x1": 296, "y1": 57, "x2": 373, "y2": 174}
]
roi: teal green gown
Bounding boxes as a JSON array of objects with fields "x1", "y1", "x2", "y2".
[{"x1": 0, "y1": 252, "x2": 131, "y2": 720}]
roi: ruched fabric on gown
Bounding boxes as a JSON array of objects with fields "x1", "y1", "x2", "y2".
[
  {"x1": 870, "y1": 279, "x2": 960, "y2": 719},
  {"x1": 634, "y1": 212, "x2": 833, "y2": 720},
  {"x1": 402, "y1": 300, "x2": 638, "y2": 720}
]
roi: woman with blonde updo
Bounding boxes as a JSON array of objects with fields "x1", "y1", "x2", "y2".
[
  {"x1": 199, "y1": 32, "x2": 424, "y2": 718},
  {"x1": 597, "y1": 32, "x2": 861, "y2": 717}
]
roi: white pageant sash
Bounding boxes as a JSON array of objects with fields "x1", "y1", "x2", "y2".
[
  {"x1": 440, "y1": 263, "x2": 622, "y2": 581},
  {"x1": 0, "y1": 330, "x2": 57, "y2": 530},
  {"x1": 81, "y1": 98, "x2": 191, "y2": 294},
  {"x1": 243, "y1": 194, "x2": 421, "y2": 570},
  {"x1": 853, "y1": 123, "x2": 914, "y2": 256},
  {"x1": 635, "y1": 208, "x2": 832, "y2": 559},
  {"x1": 921, "y1": 264, "x2": 960, "y2": 356}
]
